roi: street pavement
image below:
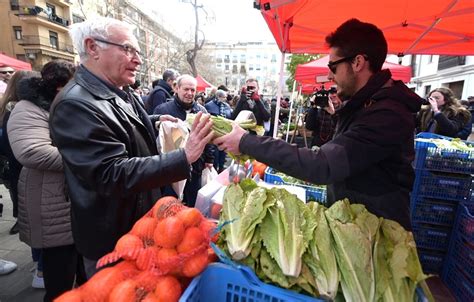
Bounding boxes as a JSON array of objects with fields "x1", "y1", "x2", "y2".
[{"x1": 0, "y1": 184, "x2": 44, "y2": 302}]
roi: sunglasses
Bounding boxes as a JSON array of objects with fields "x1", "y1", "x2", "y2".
[
  {"x1": 0, "y1": 71, "x2": 14, "y2": 74},
  {"x1": 327, "y1": 55, "x2": 357, "y2": 74}
]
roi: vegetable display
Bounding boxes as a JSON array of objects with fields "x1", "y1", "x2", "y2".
[{"x1": 217, "y1": 180, "x2": 433, "y2": 301}]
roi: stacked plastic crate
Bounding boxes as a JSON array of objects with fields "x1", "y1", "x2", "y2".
[
  {"x1": 442, "y1": 196, "x2": 473, "y2": 301},
  {"x1": 411, "y1": 133, "x2": 473, "y2": 278}
]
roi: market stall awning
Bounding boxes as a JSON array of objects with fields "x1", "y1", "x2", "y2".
[
  {"x1": 195, "y1": 74, "x2": 213, "y2": 92},
  {"x1": 295, "y1": 56, "x2": 412, "y2": 85},
  {"x1": 0, "y1": 53, "x2": 32, "y2": 70},
  {"x1": 257, "y1": 0, "x2": 474, "y2": 55}
]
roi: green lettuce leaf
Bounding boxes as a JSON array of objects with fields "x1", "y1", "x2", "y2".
[
  {"x1": 260, "y1": 188, "x2": 316, "y2": 277},
  {"x1": 325, "y1": 199, "x2": 378, "y2": 302},
  {"x1": 304, "y1": 202, "x2": 339, "y2": 300},
  {"x1": 221, "y1": 179, "x2": 275, "y2": 260}
]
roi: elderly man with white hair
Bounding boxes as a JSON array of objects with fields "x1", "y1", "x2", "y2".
[{"x1": 49, "y1": 17, "x2": 214, "y2": 278}]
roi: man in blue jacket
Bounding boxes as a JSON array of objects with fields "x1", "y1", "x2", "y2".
[{"x1": 154, "y1": 75, "x2": 215, "y2": 206}]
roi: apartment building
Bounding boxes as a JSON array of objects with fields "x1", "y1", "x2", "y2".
[
  {"x1": 0, "y1": 0, "x2": 75, "y2": 70},
  {"x1": 204, "y1": 41, "x2": 290, "y2": 96},
  {"x1": 408, "y1": 55, "x2": 474, "y2": 100}
]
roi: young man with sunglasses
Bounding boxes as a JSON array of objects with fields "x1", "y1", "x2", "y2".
[
  {"x1": 0, "y1": 66, "x2": 15, "y2": 95},
  {"x1": 215, "y1": 19, "x2": 423, "y2": 230}
]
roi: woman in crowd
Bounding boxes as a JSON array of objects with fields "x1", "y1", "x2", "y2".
[
  {"x1": 7, "y1": 60, "x2": 86, "y2": 301},
  {"x1": 417, "y1": 87, "x2": 471, "y2": 138}
]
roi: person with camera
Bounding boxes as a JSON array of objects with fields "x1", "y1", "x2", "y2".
[
  {"x1": 305, "y1": 87, "x2": 342, "y2": 147},
  {"x1": 231, "y1": 78, "x2": 271, "y2": 126},
  {"x1": 214, "y1": 19, "x2": 424, "y2": 230},
  {"x1": 416, "y1": 87, "x2": 471, "y2": 138}
]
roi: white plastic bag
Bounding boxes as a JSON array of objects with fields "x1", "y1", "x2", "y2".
[
  {"x1": 201, "y1": 166, "x2": 218, "y2": 187},
  {"x1": 157, "y1": 120, "x2": 189, "y2": 199}
]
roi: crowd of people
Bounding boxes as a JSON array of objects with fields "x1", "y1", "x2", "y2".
[{"x1": 0, "y1": 16, "x2": 472, "y2": 302}]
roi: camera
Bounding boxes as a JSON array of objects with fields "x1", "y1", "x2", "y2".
[
  {"x1": 311, "y1": 87, "x2": 329, "y2": 107},
  {"x1": 421, "y1": 98, "x2": 430, "y2": 105}
]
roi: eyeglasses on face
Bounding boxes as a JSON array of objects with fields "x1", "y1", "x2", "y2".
[
  {"x1": 93, "y1": 37, "x2": 141, "y2": 58},
  {"x1": 327, "y1": 55, "x2": 357, "y2": 74},
  {"x1": 0, "y1": 71, "x2": 14, "y2": 74}
]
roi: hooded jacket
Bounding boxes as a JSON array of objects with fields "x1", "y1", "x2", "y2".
[
  {"x1": 8, "y1": 77, "x2": 73, "y2": 248},
  {"x1": 49, "y1": 66, "x2": 190, "y2": 260},
  {"x1": 239, "y1": 70, "x2": 422, "y2": 230}
]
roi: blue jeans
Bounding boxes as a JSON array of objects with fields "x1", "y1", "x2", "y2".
[{"x1": 31, "y1": 248, "x2": 43, "y2": 272}]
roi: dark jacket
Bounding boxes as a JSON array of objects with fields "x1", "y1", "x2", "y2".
[
  {"x1": 239, "y1": 70, "x2": 422, "y2": 230},
  {"x1": 231, "y1": 93, "x2": 271, "y2": 126},
  {"x1": 154, "y1": 96, "x2": 214, "y2": 206},
  {"x1": 49, "y1": 66, "x2": 190, "y2": 260},
  {"x1": 417, "y1": 104, "x2": 471, "y2": 138},
  {"x1": 305, "y1": 107, "x2": 337, "y2": 147},
  {"x1": 154, "y1": 97, "x2": 214, "y2": 174},
  {"x1": 205, "y1": 99, "x2": 233, "y2": 119},
  {"x1": 144, "y1": 79, "x2": 174, "y2": 114}
]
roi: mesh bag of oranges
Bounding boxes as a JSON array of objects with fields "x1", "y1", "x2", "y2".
[{"x1": 54, "y1": 196, "x2": 218, "y2": 302}]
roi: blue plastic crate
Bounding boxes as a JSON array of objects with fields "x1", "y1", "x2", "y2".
[
  {"x1": 455, "y1": 204, "x2": 474, "y2": 242},
  {"x1": 410, "y1": 196, "x2": 458, "y2": 226},
  {"x1": 412, "y1": 169, "x2": 472, "y2": 201},
  {"x1": 264, "y1": 167, "x2": 327, "y2": 204},
  {"x1": 414, "y1": 132, "x2": 474, "y2": 174},
  {"x1": 449, "y1": 234, "x2": 473, "y2": 281},
  {"x1": 417, "y1": 249, "x2": 446, "y2": 274},
  {"x1": 179, "y1": 262, "x2": 323, "y2": 302},
  {"x1": 442, "y1": 261, "x2": 474, "y2": 302},
  {"x1": 412, "y1": 223, "x2": 452, "y2": 251}
]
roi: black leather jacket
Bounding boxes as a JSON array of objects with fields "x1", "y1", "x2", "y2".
[{"x1": 50, "y1": 66, "x2": 190, "y2": 260}]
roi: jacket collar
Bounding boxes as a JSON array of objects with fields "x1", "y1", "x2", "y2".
[
  {"x1": 75, "y1": 65, "x2": 120, "y2": 100},
  {"x1": 338, "y1": 69, "x2": 392, "y2": 115}
]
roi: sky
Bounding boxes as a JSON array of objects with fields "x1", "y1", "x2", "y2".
[{"x1": 137, "y1": 0, "x2": 275, "y2": 43}]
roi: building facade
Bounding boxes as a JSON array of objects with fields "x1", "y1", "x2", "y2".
[
  {"x1": 204, "y1": 41, "x2": 290, "y2": 97},
  {"x1": 0, "y1": 0, "x2": 75, "y2": 69},
  {"x1": 407, "y1": 55, "x2": 474, "y2": 101}
]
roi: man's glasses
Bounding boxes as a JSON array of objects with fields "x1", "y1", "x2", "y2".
[
  {"x1": 93, "y1": 38, "x2": 141, "y2": 58},
  {"x1": 327, "y1": 55, "x2": 357, "y2": 74},
  {"x1": 0, "y1": 71, "x2": 14, "y2": 74}
]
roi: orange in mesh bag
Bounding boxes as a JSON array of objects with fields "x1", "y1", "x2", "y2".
[
  {"x1": 55, "y1": 196, "x2": 219, "y2": 301},
  {"x1": 97, "y1": 196, "x2": 217, "y2": 277}
]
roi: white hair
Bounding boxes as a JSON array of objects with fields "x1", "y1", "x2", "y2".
[{"x1": 69, "y1": 17, "x2": 136, "y2": 63}]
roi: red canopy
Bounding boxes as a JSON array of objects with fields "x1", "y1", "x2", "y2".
[
  {"x1": 0, "y1": 53, "x2": 32, "y2": 70},
  {"x1": 258, "y1": 0, "x2": 474, "y2": 55},
  {"x1": 295, "y1": 56, "x2": 412, "y2": 85},
  {"x1": 195, "y1": 75, "x2": 213, "y2": 92}
]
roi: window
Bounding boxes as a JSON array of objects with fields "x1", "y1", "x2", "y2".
[
  {"x1": 271, "y1": 54, "x2": 277, "y2": 62},
  {"x1": 10, "y1": 0, "x2": 19, "y2": 10},
  {"x1": 232, "y1": 65, "x2": 238, "y2": 74},
  {"x1": 216, "y1": 63, "x2": 222, "y2": 69},
  {"x1": 249, "y1": 64, "x2": 254, "y2": 71},
  {"x1": 424, "y1": 85, "x2": 431, "y2": 98},
  {"x1": 13, "y1": 26, "x2": 22, "y2": 40},
  {"x1": 46, "y1": 3, "x2": 56, "y2": 18},
  {"x1": 49, "y1": 31, "x2": 58, "y2": 49},
  {"x1": 240, "y1": 65, "x2": 246, "y2": 74},
  {"x1": 224, "y1": 55, "x2": 230, "y2": 63},
  {"x1": 240, "y1": 54, "x2": 246, "y2": 63},
  {"x1": 256, "y1": 64, "x2": 261, "y2": 71},
  {"x1": 72, "y1": 14, "x2": 85, "y2": 24},
  {"x1": 225, "y1": 64, "x2": 229, "y2": 71},
  {"x1": 232, "y1": 54, "x2": 238, "y2": 63}
]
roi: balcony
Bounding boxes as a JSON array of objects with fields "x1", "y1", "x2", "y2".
[
  {"x1": 16, "y1": 6, "x2": 70, "y2": 32},
  {"x1": 19, "y1": 35, "x2": 75, "y2": 60},
  {"x1": 438, "y1": 56, "x2": 466, "y2": 71}
]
